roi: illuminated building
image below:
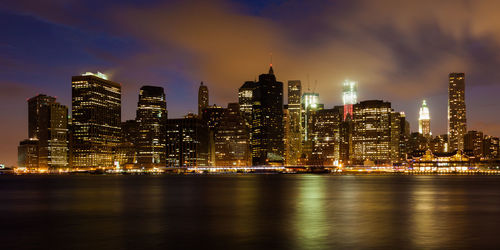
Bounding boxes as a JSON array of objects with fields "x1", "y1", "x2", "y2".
[
  {"x1": 136, "y1": 86, "x2": 167, "y2": 168},
  {"x1": 238, "y1": 81, "x2": 258, "y2": 127},
  {"x1": 418, "y1": 100, "x2": 431, "y2": 137},
  {"x1": 116, "y1": 120, "x2": 139, "y2": 168},
  {"x1": 201, "y1": 104, "x2": 226, "y2": 166},
  {"x1": 198, "y1": 82, "x2": 209, "y2": 116},
  {"x1": 390, "y1": 111, "x2": 407, "y2": 163},
  {"x1": 214, "y1": 103, "x2": 251, "y2": 166},
  {"x1": 285, "y1": 80, "x2": 302, "y2": 165},
  {"x1": 311, "y1": 106, "x2": 343, "y2": 165},
  {"x1": 464, "y1": 130, "x2": 484, "y2": 158},
  {"x1": 71, "y1": 72, "x2": 121, "y2": 169},
  {"x1": 408, "y1": 132, "x2": 428, "y2": 153},
  {"x1": 25, "y1": 94, "x2": 68, "y2": 170},
  {"x1": 352, "y1": 100, "x2": 393, "y2": 164},
  {"x1": 483, "y1": 136, "x2": 499, "y2": 159},
  {"x1": 339, "y1": 109, "x2": 354, "y2": 164},
  {"x1": 301, "y1": 92, "x2": 321, "y2": 142},
  {"x1": 342, "y1": 80, "x2": 357, "y2": 120},
  {"x1": 28, "y1": 94, "x2": 56, "y2": 139},
  {"x1": 249, "y1": 65, "x2": 284, "y2": 165},
  {"x1": 37, "y1": 102, "x2": 68, "y2": 170},
  {"x1": 430, "y1": 134, "x2": 449, "y2": 153},
  {"x1": 18, "y1": 138, "x2": 39, "y2": 170},
  {"x1": 166, "y1": 117, "x2": 209, "y2": 167},
  {"x1": 448, "y1": 73, "x2": 467, "y2": 151}
]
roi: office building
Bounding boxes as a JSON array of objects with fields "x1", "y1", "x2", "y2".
[
  {"x1": 448, "y1": 73, "x2": 467, "y2": 151},
  {"x1": 136, "y1": 86, "x2": 167, "y2": 168},
  {"x1": 166, "y1": 117, "x2": 209, "y2": 167},
  {"x1": 71, "y1": 72, "x2": 121, "y2": 169},
  {"x1": 198, "y1": 82, "x2": 209, "y2": 116},
  {"x1": 418, "y1": 100, "x2": 431, "y2": 137}
]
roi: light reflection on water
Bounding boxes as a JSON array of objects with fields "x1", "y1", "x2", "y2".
[{"x1": 1, "y1": 175, "x2": 500, "y2": 249}]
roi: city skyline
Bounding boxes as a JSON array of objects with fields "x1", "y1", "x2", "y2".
[{"x1": 4, "y1": 0, "x2": 500, "y2": 166}]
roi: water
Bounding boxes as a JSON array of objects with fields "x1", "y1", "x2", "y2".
[{"x1": 1, "y1": 175, "x2": 500, "y2": 249}]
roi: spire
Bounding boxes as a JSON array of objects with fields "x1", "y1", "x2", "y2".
[{"x1": 268, "y1": 52, "x2": 274, "y2": 75}]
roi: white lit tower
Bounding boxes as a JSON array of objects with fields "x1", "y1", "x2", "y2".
[
  {"x1": 342, "y1": 80, "x2": 357, "y2": 120},
  {"x1": 418, "y1": 100, "x2": 431, "y2": 137}
]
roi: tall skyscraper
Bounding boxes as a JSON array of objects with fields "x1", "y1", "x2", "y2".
[
  {"x1": 214, "y1": 103, "x2": 251, "y2": 166},
  {"x1": 250, "y1": 65, "x2": 284, "y2": 165},
  {"x1": 28, "y1": 94, "x2": 56, "y2": 139},
  {"x1": 286, "y1": 80, "x2": 302, "y2": 165},
  {"x1": 342, "y1": 80, "x2": 357, "y2": 120},
  {"x1": 301, "y1": 91, "x2": 320, "y2": 142},
  {"x1": 71, "y1": 72, "x2": 121, "y2": 169},
  {"x1": 448, "y1": 73, "x2": 467, "y2": 151},
  {"x1": 311, "y1": 107, "x2": 343, "y2": 165},
  {"x1": 198, "y1": 82, "x2": 209, "y2": 116},
  {"x1": 352, "y1": 100, "x2": 392, "y2": 164},
  {"x1": 418, "y1": 100, "x2": 431, "y2": 137},
  {"x1": 37, "y1": 102, "x2": 68, "y2": 170},
  {"x1": 136, "y1": 86, "x2": 167, "y2": 168},
  {"x1": 238, "y1": 81, "x2": 258, "y2": 127}
]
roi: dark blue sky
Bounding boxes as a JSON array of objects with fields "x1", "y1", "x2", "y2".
[{"x1": 2, "y1": 0, "x2": 500, "y2": 166}]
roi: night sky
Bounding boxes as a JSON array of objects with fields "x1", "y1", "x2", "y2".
[{"x1": 2, "y1": 0, "x2": 500, "y2": 166}]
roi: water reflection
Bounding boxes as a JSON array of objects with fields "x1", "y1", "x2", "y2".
[{"x1": 1, "y1": 175, "x2": 500, "y2": 249}]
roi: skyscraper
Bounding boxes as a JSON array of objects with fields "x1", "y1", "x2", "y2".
[
  {"x1": 37, "y1": 102, "x2": 68, "y2": 170},
  {"x1": 136, "y1": 86, "x2": 167, "y2": 168},
  {"x1": 18, "y1": 138, "x2": 39, "y2": 171},
  {"x1": 342, "y1": 80, "x2": 357, "y2": 120},
  {"x1": 448, "y1": 73, "x2": 467, "y2": 151},
  {"x1": 250, "y1": 65, "x2": 284, "y2": 165},
  {"x1": 166, "y1": 117, "x2": 209, "y2": 167},
  {"x1": 214, "y1": 103, "x2": 251, "y2": 166},
  {"x1": 71, "y1": 72, "x2": 121, "y2": 169},
  {"x1": 28, "y1": 94, "x2": 56, "y2": 139},
  {"x1": 198, "y1": 82, "x2": 209, "y2": 116},
  {"x1": 352, "y1": 100, "x2": 392, "y2": 164},
  {"x1": 311, "y1": 107, "x2": 343, "y2": 165},
  {"x1": 418, "y1": 100, "x2": 431, "y2": 137},
  {"x1": 238, "y1": 81, "x2": 258, "y2": 127},
  {"x1": 286, "y1": 80, "x2": 302, "y2": 165}
]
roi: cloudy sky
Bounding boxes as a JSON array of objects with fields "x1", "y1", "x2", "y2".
[{"x1": 2, "y1": 0, "x2": 500, "y2": 166}]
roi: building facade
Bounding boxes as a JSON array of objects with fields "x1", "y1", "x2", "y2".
[
  {"x1": 166, "y1": 117, "x2": 209, "y2": 167},
  {"x1": 71, "y1": 72, "x2": 121, "y2": 169},
  {"x1": 214, "y1": 103, "x2": 251, "y2": 166},
  {"x1": 285, "y1": 80, "x2": 302, "y2": 165},
  {"x1": 448, "y1": 73, "x2": 467, "y2": 151},
  {"x1": 198, "y1": 82, "x2": 209, "y2": 117},
  {"x1": 418, "y1": 100, "x2": 431, "y2": 138},
  {"x1": 37, "y1": 102, "x2": 68, "y2": 170},
  {"x1": 250, "y1": 66, "x2": 284, "y2": 165},
  {"x1": 136, "y1": 86, "x2": 167, "y2": 168},
  {"x1": 352, "y1": 100, "x2": 392, "y2": 164}
]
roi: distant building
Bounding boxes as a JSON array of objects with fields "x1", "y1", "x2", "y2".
[
  {"x1": 430, "y1": 134, "x2": 449, "y2": 153},
  {"x1": 483, "y1": 136, "x2": 499, "y2": 159},
  {"x1": 201, "y1": 104, "x2": 227, "y2": 166},
  {"x1": 285, "y1": 80, "x2": 302, "y2": 165},
  {"x1": 342, "y1": 80, "x2": 357, "y2": 120},
  {"x1": 248, "y1": 65, "x2": 284, "y2": 165},
  {"x1": 214, "y1": 103, "x2": 251, "y2": 166},
  {"x1": 311, "y1": 106, "x2": 343, "y2": 165},
  {"x1": 448, "y1": 73, "x2": 467, "y2": 151},
  {"x1": 166, "y1": 117, "x2": 209, "y2": 167},
  {"x1": 28, "y1": 94, "x2": 56, "y2": 139},
  {"x1": 408, "y1": 132, "x2": 428, "y2": 154},
  {"x1": 464, "y1": 130, "x2": 484, "y2": 158},
  {"x1": 24, "y1": 94, "x2": 68, "y2": 170},
  {"x1": 118, "y1": 120, "x2": 139, "y2": 167},
  {"x1": 37, "y1": 102, "x2": 68, "y2": 170},
  {"x1": 71, "y1": 72, "x2": 121, "y2": 169},
  {"x1": 238, "y1": 81, "x2": 258, "y2": 128},
  {"x1": 418, "y1": 100, "x2": 431, "y2": 137},
  {"x1": 352, "y1": 100, "x2": 393, "y2": 164},
  {"x1": 18, "y1": 138, "x2": 39, "y2": 170},
  {"x1": 136, "y1": 86, "x2": 167, "y2": 168},
  {"x1": 198, "y1": 82, "x2": 209, "y2": 117}
]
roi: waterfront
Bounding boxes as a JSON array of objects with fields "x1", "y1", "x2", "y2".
[{"x1": 1, "y1": 175, "x2": 500, "y2": 249}]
